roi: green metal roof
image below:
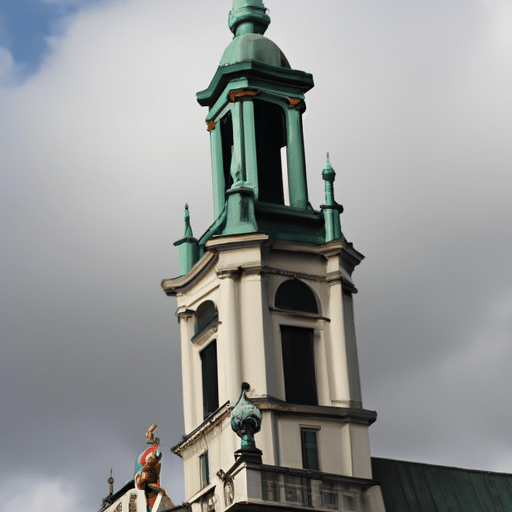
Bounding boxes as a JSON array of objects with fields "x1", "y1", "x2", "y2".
[
  {"x1": 372, "y1": 457, "x2": 512, "y2": 512},
  {"x1": 219, "y1": 33, "x2": 290, "y2": 68}
]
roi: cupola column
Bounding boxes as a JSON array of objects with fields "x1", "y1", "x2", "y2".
[
  {"x1": 230, "y1": 102, "x2": 247, "y2": 183},
  {"x1": 286, "y1": 106, "x2": 308, "y2": 208},
  {"x1": 209, "y1": 124, "x2": 225, "y2": 218},
  {"x1": 242, "y1": 100, "x2": 258, "y2": 196}
]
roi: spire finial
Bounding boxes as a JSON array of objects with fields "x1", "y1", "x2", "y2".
[
  {"x1": 231, "y1": 382, "x2": 263, "y2": 463},
  {"x1": 183, "y1": 204, "x2": 193, "y2": 237},
  {"x1": 108, "y1": 468, "x2": 114, "y2": 496},
  {"x1": 322, "y1": 152, "x2": 335, "y2": 182},
  {"x1": 228, "y1": 0, "x2": 270, "y2": 36}
]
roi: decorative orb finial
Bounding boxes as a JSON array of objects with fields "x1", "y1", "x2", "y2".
[
  {"x1": 108, "y1": 468, "x2": 114, "y2": 496},
  {"x1": 231, "y1": 382, "x2": 262, "y2": 452},
  {"x1": 322, "y1": 152, "x2": 335, "y2": 182}
]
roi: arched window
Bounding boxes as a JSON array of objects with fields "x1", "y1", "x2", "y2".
[
  {"x1": 195, "y1": 300, "x2": 218, "y2": 336},
  {"x1": 275, "y1": 280, "x2": 319, "y2": 406},
  {"x1": 275, "y1": 279, "x2": 318, "y2": 314}
]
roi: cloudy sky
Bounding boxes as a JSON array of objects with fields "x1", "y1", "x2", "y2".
[{"x1": 1, "y1": 0, "x2": 511, "y2": 510}]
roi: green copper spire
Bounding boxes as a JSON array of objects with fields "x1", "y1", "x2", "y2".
[
  {"x1": 321, "y1": 153, "x2": 344, "y2": 242},
  {"x1": 174, "y1": 204, "x2": 199, "y2": 276},
  {"x1": 183, "y1": 203, "x2": 193, "y2": 237},
  {"x1": 228, "y1": 0, "x2": 270, "y2": 36},
  {"x1": 195, "y1": 0, "x2": 321, "y2": 248}
]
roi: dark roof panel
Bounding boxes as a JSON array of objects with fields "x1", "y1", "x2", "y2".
[{"x1": 372, "y1": 458, "x2": 512, "y2": 512}]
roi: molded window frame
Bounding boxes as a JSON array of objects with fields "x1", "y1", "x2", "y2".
[
  {"x1": 191, "y1": 300, "x2": 220, "y2": 349},
  {"x1": 301, "y1": 427, "x2": 320, "y2": 471},
  {"x1": 280, "y1": 324, "x2": 318, "y2": 406},
  {"x1": 271, "y1": 278, "x2": 324, "y2": 406},
  {"x1": 199, "y1": 450, "x2": 210, "y2": 488},
  {"x1": 200, "y1": 339, "x2": 219, "y2": 419}
]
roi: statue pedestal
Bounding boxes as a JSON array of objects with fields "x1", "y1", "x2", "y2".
[{"x1": 234, "y1": 448, "x2": 262, "y2": 464}]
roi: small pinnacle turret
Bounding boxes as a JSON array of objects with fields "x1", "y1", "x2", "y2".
[
  {"x1": 321, "y1": 153, "x2": 344, "y2": 242},
  {"x1": 183, "y1": 204, "x2": 193, "y2": 237},
  {"x1": 173, "y1": 204, "x2": 199, "y2": 276}
]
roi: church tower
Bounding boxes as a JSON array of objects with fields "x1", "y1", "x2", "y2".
[{"x1": 162, "y1": 2, "x2": 386, "y2": 511}]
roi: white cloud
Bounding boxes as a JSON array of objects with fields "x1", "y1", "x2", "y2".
[
  {"x1": 0, "y1": 477, "x2": 95, "y2": 512},
  {"x1": 0, "y1": 46, "x2": 24, "y2": 87},
  {"x1": 480, "y1": 0, "x2": 512, "y2": 56}
]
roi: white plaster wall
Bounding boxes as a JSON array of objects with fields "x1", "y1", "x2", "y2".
[
  {"x1": 350, "y1": 423, "x2": 373, "y2": 479},
  {"x1": 268, "y1": 248, "x2": 325, "y2": 277},
  {"x1": 174, "y1": 237, "x2": 374, "y2": 500},
  {"x1": 315, "y1": 419, "x2": 345, "y2": 474},
  {"x1": 181, "y1": 416, "x2": 240, "y2": 498},
  {"x1": 277, "y1": 416, "x2": 303, "y2": 469},
  {"x1": 258, "y1": 409, "x2": 279, "y2": 466}
]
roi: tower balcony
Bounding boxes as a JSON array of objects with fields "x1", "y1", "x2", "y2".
[{"x1": 187, "y1": 461, "x2": 385, "y2": 512}]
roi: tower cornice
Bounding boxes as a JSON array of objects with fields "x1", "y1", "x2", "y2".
[
  {"x1": 197, "y1": 60, "x2": 313, "y2": 109},
  {"x1": 161, "y1": 251, "x2": 218, "y2": 296}
]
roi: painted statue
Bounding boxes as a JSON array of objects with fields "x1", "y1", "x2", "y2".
[{"x1": 134, "y1": 424, "x2": 173, "y2": 511}]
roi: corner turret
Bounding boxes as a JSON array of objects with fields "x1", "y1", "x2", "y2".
[
  {"x1": 173, "y1": 204, "x2": 199, "y2": 275},
  {"x1": 321, "y1": 153, "x2": 344, "y2": 242}
]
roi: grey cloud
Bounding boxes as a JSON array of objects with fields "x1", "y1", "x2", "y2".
[{"x1": 1, "y1": 0, "x2": 511, "y2": 510}]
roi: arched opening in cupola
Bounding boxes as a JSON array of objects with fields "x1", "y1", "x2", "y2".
[
  {"x1": 254, "y1": 100, "x2": 287, "y2": 205},
  {"x1": 220, "y1": 112, "x2": 234, "y2": 192}
]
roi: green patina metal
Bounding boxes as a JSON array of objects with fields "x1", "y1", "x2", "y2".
[
  {"x1": 231, "y1": 382, "x2": 262, "y2": 452},
  {"x1": 174, "y1": 0, "x2": 353, "y2": 271},
  {"x1": 197, "y1": 1, "x2": 314, "y2": 237},
  {"x1": 228, "y1": 0, "x2": 270, "y2": 37},
  {"x1": 173, "y1": 204, "x2": 199, "y2": 275},
  {"x1": 321, "y1": 154, "x2": 344, "y2": 242},
  {"x1": 183, "y1": 203, "x2": 193, "y2": 237},
  {"x1": 196, "y1": 62, "x2": 313, "y2": 108}
]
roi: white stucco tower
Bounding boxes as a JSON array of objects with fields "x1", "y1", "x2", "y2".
[{"x1": 162, "y1": 2, "x2": 386, "y2": 512}]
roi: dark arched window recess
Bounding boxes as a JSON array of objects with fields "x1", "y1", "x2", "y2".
[
  {"x1": 194, "y1": 300, "x2": 218, "y2": 336},
  {"x1": 275, "y1": 279, "x2": 318, "y2": 314},
  {"x1": 254, "y1": 100, "x2": 287, "y2": 204},
  {"x1": 220, "y1": 111, "x2": 234, "y2": 193}
]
